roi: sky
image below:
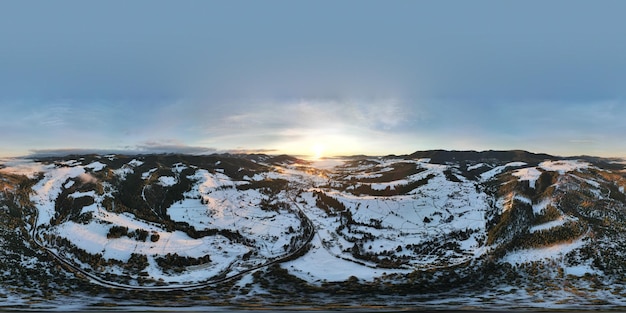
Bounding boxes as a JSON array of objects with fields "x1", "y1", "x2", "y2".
[{"x1": 1, "y1": 0, "x2": 626, "y2": 158}]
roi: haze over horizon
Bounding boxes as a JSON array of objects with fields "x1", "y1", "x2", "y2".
[{"x1": 2, "y1": 1, "x2": 626, "y2": 158}]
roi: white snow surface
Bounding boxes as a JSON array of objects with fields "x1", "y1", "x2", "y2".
[
  {"x1": 512, "y1": 167, "x2": 542, "y2": 188},
  {"x1": 157, "y1": 176, "x2": 177, "y2": 186},
  {"x1": 113, "y1": 159, "x2": 143, "y2": 177},
  {"x1": 288, "y1": 160, "x2": 490, "y2": 276},
  {"x1": 55, "y1": 218, "x2": 246, "y2": 261},
  {"x1": 529, "y1": 216, "x2": 574, "y2": 233},
  {"x1": 10, "y1": 155, "x2": 611, "y2": 289},
  {"x1": 532, "y1": 198, "x2": 552, "y2": 214},
  {"x1": 141, "y1": 168, "x2": 157, "y2": 179},
  {"x1": 168, "y1": 169, "x2": 301, "y2": 258},
  {"x1": 283, "y1": 235, "x2": 404, "y2": 282},
  {"x1": 539, "y1": 160, "x2": 591, "y2": 174},
  {"x1": 85, "y1": 161, "x2": 106, "y2": 171},
  {"x1": 63, "y1": 180, "x2": 75, "y2": 189},
  {"x1": 31, "y1": 165, "x2": 86, "y2": 225},
  {"x1": 503, "y1": 237, "x2": 587, "y2": 265},
  {"x1": 565, "y1": 264, "x2": 598, "y2": 277},
  {"x1": 480, "y1": 162, "x2": 527, "y2": 180},
  {"x1": 127, "y1": 159, "x2": 144, "y2": 167},
  {"x1": 467, "y1": 163, "x2": 485, "y2": 171}
]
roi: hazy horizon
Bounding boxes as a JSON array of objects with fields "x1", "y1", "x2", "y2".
[{"x1": 2, "y1": 1, "x2": 626, "y2": 158}]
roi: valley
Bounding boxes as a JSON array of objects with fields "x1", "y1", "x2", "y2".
[{"x1": 1, "y1": 150, "x2": 626, "y2": 310}]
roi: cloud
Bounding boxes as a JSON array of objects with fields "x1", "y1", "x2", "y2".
[
  {"x1": 28, "y1": 148, "x2": 131, "y2": 158},
  {"x1": 191, "y1": 97, "x2": 416, "y2": 156},
  {"x1": 204, "y1": 98, "x2": 411, "y2": 137},
  {"x1": 0, "y1": 158, "x2": 48, "y2": 178},
  {"x1": 224, "y1": 148, "x2": 279, "y2": 154},
  {"x1": 1, "y1": 102, "x2": 72, "y2": 129},
  {"x1": 32, "y1": 104, "x2": 71, "y2": 127},
  {"x1": 134, "y1": 140, "x2": 216, "y2": 155},
  {"x1": 29, "y1": 141, "x2": 217, "y2": 158}
]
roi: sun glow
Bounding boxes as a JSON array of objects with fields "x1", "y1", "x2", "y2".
[
  {"x1": 311, "y1": 143, "x2": 325, "y2": 160},
  {"x1": 272, "y1": 131, "x2": 365, "y2": 160}
]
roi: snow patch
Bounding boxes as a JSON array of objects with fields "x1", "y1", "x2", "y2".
[
  {"x1": 467, "y1": 163, "x2": 485, "y2": 171},
  {"x1": 68, "y1": 190, "x2": 96, "y2": 199},
  {"x1": 512, "y1": 167, "x2": 542, "y2": 188},
  {"x1": 532, "y1": 198, "x2": 552, "y2": 215},
  {"x1": 503, "y1": 237, "x2": 586, "y2": 265},
  {"x1": 370, "y1": 179, "x2": 408, "y2": 191},
  {"x1": 64, "y1": 180, "x2": 75, "y2": 189},
  {"x1": 565, "y1": 264, "x2": 598, "y2": 277},
  {"x1": 539, "y1": 160, "x2": 590, "y2": 174},
  {"x1": 158, "y1": 176, "x2": 177, "y2": 187},
  {"x1": 480, "y1": 162, "x2": 527, "y2": 180},
  {"x1": 114, "y1": 159, "x2": 144, "y2": 177},
  {"x1": 141, "y1": 168, "x2": 157, "y2": 179},
  {"x1": 529, "y1": 216, "x2": 573, "y2": 233},
  {"x1": 128, "y1": 159, "x2": 144, "y2": 167},
  {"x1": 283, "y1": 235, "x2": 407, "y2": 282},
  {"x1": 31, "y1": 165, "x2": 86, "y2": 225},
  {"x1": 172, "y1": 162, "x2": 187, "y2": 173},
  {"x1": 85, "y1": 161, "x2": 106, "y2": 171}
]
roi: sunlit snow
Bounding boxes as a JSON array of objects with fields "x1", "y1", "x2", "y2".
[{"x1": 512, "y1": 167, "x2": 542, "y2": 188}]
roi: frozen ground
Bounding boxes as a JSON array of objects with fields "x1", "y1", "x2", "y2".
[{"x1": 1, "y1": 153, "x2": 626, "y2": 310}]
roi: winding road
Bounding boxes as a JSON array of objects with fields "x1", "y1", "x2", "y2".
[{"x1": 30, "y1": 198, "x2": 316, "y2": 291}]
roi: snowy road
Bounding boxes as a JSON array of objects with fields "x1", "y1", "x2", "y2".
[{"x1": 30, "y1": 199, "x2": 316, "y2": 291}]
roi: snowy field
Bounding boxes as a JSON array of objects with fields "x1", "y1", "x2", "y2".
[
  {"x1": 19, "y1": 156, "x2": 313, "y2": 285},
  {"x1": 2, "y1": 153, "x2": 626, "y2": 310}
]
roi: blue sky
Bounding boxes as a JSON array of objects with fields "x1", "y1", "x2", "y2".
[{"x1": 2, "y1": 1, "x2": 626, "y2": 158}]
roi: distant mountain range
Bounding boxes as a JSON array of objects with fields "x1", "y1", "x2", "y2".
[{"x1": 1, "y1": 150, "x2": 626, "y2": 310}]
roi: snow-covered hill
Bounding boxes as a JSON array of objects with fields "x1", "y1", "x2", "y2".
[{"x1": 1, "y1": 151, "x2": 626, "y2": 309}]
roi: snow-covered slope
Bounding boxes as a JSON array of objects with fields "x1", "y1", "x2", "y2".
[{"x1": 1, "y1": 151, "x2": 626, "y2": 309}]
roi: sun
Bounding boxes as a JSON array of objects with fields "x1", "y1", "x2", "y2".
[{"x1": 311, "y1": 143, "x2": 325, "y2": 160}]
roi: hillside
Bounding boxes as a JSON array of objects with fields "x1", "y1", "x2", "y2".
[{"x1": 1, "y1": 150, "x2": 626, "y2": 310}]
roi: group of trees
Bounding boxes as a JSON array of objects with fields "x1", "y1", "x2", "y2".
[
  {"x1": 509, "y1": 221, "x2": 586, "y2": 251},
  {"x1": 155, "y1": 253, "x2": 211, "y2": 274},
  {"x1": 0, "y1": 173, "x2": 39, "y2": 229},
  {"x1": 487, "y1": 200, "x2": 534, "y2": 246},
  {"x1": 492, "y1": 170, "x2": 559, "y2": 204},
  {"x1": 403, "y1": 229, "x2": 475, "y2": 261},
  {"x1": 486, "y1": 196, "x2": 589, "y2": 257},
  {"x1": 350, "y1": 242, "x2": 409, "y2": 268},
  {"x1": 106, "y1": 225, "x2": 159, "y2": 242},
  {"x1": 237, "y1": 178, "x2": 287, "y2": 193},
  {"x1": 346, "y1": 162, "x2": 426, "y2": 183},
  {"x1": 533, "y1": 204, "x2": 561, "y2": 225},
  {"x1": 52, "y1": 190, "x2": 96, "y2": 226},
  {"x1": 106, "y1": 158, "x2": 198, "y2": 226},
  {"x1": 314, "y1": 190, "x2": 346, "y2": 216},
  {"x1": 345, "y1": 174, "x2": 436, "y2": 196},
  {"x1": 485, "y1": 166, "x2": 626, "y2": 258}
]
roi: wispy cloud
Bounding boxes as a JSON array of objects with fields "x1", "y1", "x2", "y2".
[
  {"x1": 203, "y1": 98, "x2": 410, "y2": 138},
  {"x1": 29, "y1": 148, "x2": 130, "y2": 157},
  {"x1": 224, "y1": 148, "x2": 278, "y2": 154},
  {"x1": 24, "y1": 103, "x2": 72, "y2": 127},
  {"x1": 191, "y1": 97, "x2": 416, "y2": 155},
  {"x1": 6, "y1": 95, "x2": 626, "y2": 159},
  {"x1": 29, "y1": 141, "x2": 217, "y2": 157},
  {"x1": 134, "y1": 140, "x2": 216, "y2": 155}
]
